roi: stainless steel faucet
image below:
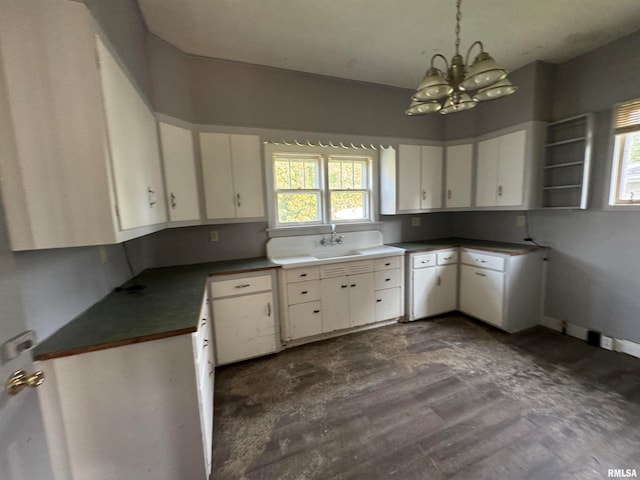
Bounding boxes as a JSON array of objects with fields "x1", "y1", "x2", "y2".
[{"x1": 320, "y1": 224, "x2": 344, "y2": 246}]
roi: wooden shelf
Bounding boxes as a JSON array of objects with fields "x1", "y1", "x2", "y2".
[
  {"x1": 545, "y1": 137, "x2": 586, "y2": 148},
  {"x1": 543, "y1": 161, "x2": 585, "y2": 170}
]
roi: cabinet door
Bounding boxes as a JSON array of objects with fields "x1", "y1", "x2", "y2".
[
  {"x1": 375, "y1": 287, "x2": 402, "y2": 321},
  {"x1": 159, "y1": 122, "x2": 200, "y2": 222},
  {"x1": 476, "y1": 137, "x2": 499, "y2": 207},
  {"x1": 397, "y1": 144, "x2": 422, "y2": 211},
  {"x1": 460, "y1": 265, "x2": 504, "y2": 327},
  {"x1": 349, "y1": 273, "x2": 375, "y2": 327},
  {"x1": 288, "y1": 302, "x2": 322, "y2": 339},
  {"x1": 435, "y1": 264, "x2": 458, "y2": 314},
  {"x1": 230, "y1": 134, "x2": 265, "y2": 218},
  {"x1": 497, "y1": 130, "x2": 526, "y2": 206},
  {"x1": 200, "y1": 133, "x2": 236, "y2": 220},
  {"x1": 97, "y1": 37, "x2": 155, "y2": 230},
  {"x1": 420, "y1": 145, "x2": 443, "y2": 209},
  {"x1": 321, "y1": 277, "x2": 350, "y2": 332},
  {"x1": 411, "y1": 267, "x2": 437, "y2": 319},
  {"x1": 213, "y1": 292, "x2": 276, "y2": 364},
  {"x1": 445, "y1": 144, "x2": 473, "y2": 208}
]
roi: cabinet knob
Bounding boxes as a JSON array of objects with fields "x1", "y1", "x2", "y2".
[
  {"x1": 301, "y1": 291, "x2": 308, "y2": 295},
  {"x1": 385, "y1": 278, "x2": 391, "y2": 282},
  {"x1": 497, "y1": 185, "x2": 503, "y2": 196},
  {"x1": 201, "y1": 318, "x2": 207, "y2": 327},
  {"x1": 267, "y1": 302, "x2": 272, "y2": 316},
  {"x1": 313, "y1": 309, "x2": 320, "y2": 314},
  {"x1": 384, "y1": 263, "x2": 391, "y2": 266},
  {"x1": 376, "y1": 299, "x2": 382, "y2": 303},
  {"x1": 350, "y1": 284, "x2": 356, "y2": 287},
  {"x1": 147, "y1": 187, "x2": 156, "y2": 207},
  {"x1": 422, "y1": 190, "x2": 426, "y2": 200},
  {"x1": 341, "y1": 285, "x2": 348, "y2": 288},
  {"x1": 447, "y1": 189, "x2": 452, "y2": 200},
  {"x1": 236, "y1": 193, "x2": 241, "y2": 207},
  {"x1": 5, "y1": 370, "x2": 44, "y2": 396},
  {"x1": 300, "y1": 273, "x2": 307, "y2": 277},
  {"x1": 170, "y1": 193, "x2": 177, "y2": 209}
]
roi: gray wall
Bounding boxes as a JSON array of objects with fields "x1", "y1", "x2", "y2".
[{"x1": 454, "y1": 29, "x2": 640, "y2": 344}]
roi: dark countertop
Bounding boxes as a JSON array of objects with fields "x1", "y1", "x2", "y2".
[
  {"x1": 34, "y1": 257, "x2": 278, "y2": 361},
  {"x1": 390, "y1": 237, "x2": 542, "y2": 255}
]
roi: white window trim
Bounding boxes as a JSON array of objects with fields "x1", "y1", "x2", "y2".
[
  {"x1": 264, "y1": 143, "x2": 379, "y2": 233},
  {"x1": 606, "y1": 99, "x2": 640, "y2": 211}
]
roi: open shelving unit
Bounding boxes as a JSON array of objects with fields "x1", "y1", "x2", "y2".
[{"x1": 542, "y1": 114, "x2": 593, "y2": 209}]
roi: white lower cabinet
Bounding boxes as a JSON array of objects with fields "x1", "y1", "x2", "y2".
[
  {"x1": 210, "y1": 271, "x2": 279, "y2": 365},
  {"x1": 408, "y1": 250, "x2": 458, "y2": 320},
  {"x1": 36, "y1": 294, "x2": 214, "y2": 480},
  {"x1": 279, "y1": 256, "x2": 404, "y2": 342},
  {"x1": 459, "y1": 248, "x2": 544, "y2": 332}
]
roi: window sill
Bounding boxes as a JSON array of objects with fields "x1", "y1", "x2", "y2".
[
  {"x1": 603, "y1": 203, "x2": 640, "y2": 212},
  {"x1": 266, "y1": 222, "x2": 383, "y2": 238}
]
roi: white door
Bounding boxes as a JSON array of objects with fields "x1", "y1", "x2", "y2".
[
  {"x1": 159, "y1": 122, "x2": 200, "y2": 222},
  {"x1": 496, "y1": 130, "x2": 526, "y2": 206},
  {"x1": 460, "y1": 265, "x2": 505, "y2": 327},
  {"x1": 420, "y1": 145, "x2": 443, "y2": 209},
  {"x1": 435, "y1": 264, "x2": 458, "y2": 314},
  {"x1": 476, "y1": 137, "x2": 499, "y2": 207},
  {"x1": 0, "y1": 217, "x2": 53, "y2": 479},
  {"x1": 445, "y1": 144, "x2": 473, "y2": 208},
  {"x1": 375, "y1": 288, "x2": 402, "y2": 322},
  {"x1": 397, "y1": 144, "x2": 422, "y2": 211},
  {"x1": 412, "y1": 267, "x2": 437, "y2": 319},
  {"x1": 200, "y1": 133, "x2": 236, "y2": 220},
  {"x1": 230, "y1": 135, "x2": 265, "y2": 218},
  {"x1": 348, "y1": 273, "x2": 375, "y2": 327},
  {"x1": 321, "y1": 277, "x2": 350, "y2": 332},
  {"x1": 288, "y1": 302, "x2": 322, "y2": 339}
]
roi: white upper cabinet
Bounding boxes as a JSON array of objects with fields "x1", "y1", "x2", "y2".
[
  {"x1": 476, "y1": 130, "x2": 526, "y2": 207},
  {"x1": 158, "y1": 122, "x2": 200, "y2": 223},
  {"x1": 0, "y1": 1, "x2": 166, "y2": 250},
  {"x1": 200, "y1": 133, "x2": 265, "y2": 221},
  {"x1": 445, "y1": 144, "x2": 473, "y2": 208},
  {"x1": 380, "y1": 144, "x2": 443, "y2": 214}
]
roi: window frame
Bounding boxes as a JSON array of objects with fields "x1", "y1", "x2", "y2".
[
  {"x1": 273, "y1": 154, "x2": 324, "y2": 227},
  {"x1": 609, "y1": 98, "x2": 640, "y2": 208},
  {"x1": 265, "y1": 143, "x2": 377, "y2": 231}
]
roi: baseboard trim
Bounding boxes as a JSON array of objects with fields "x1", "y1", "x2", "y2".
[{"x1": 541, "y1": 316, "x2": 640, "y2": 359}]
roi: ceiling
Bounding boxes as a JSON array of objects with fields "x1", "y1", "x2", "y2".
[{"x1": 137, "y1": 0, "x2": 640, "y2": 90}]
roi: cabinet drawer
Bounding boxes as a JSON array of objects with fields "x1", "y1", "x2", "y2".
[
  {"x1": 210, "y1": 274, "x2": 272, "y2": 298},
  {"x1": 285, "y1": 266, "x2": 320, "y2": 283},
  {"x1": 461, "y1": 251, "x2": 505, "y2": 271},
  {"x1": 412, "y1": 253, "x2": 436, "y2": 269},
  {"x1": 374, "y1": 256, "x2": 401, "y2": 271},
  {"x1": 437, "y1": 250, "x2": 458, "y2": 265},
  {"x1": 287, "y1": 280, "x2": 321, "y2": 305},
  {"x1": 374, "y1": 268, "x2": 402, "y2": 290}
]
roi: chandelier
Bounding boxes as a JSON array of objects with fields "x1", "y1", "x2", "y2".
[{"x1": 405, "y1": 0, "x2": 517, "y2": 115}]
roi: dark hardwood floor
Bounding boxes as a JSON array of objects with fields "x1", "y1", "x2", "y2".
[{"x1": 211, "y1": 316, "x2": 640, "y2": 479}]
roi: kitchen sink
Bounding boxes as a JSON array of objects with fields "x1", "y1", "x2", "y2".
[{"x1": 312, "y1": 250, "x2": 363, "y2": 260}]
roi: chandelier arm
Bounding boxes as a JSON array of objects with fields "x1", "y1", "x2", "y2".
[
  {"x1": 465, "y1": 40, "x2": 484, "y2": 67},
  {"x1": 430, "y1": 53, "x2": 450, "y2": 72}
]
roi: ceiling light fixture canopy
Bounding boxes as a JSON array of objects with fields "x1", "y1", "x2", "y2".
[{"x1": 405, "y1": 0, "x2": 517, "y2": 116}]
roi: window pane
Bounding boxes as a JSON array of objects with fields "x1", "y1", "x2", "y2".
[
  {"x1": 329, "y1": 158, "x2": 368, "y2": 190},
  {"x1": 304, "y1": 162, "x2": 318, "y2": 188},
  {"x1": 277, "y1": 192, "x2": 320, "y2": 223},
  {"x1": 331, "y1": 191, "x2": 367, "y2": 220},
  {"x1": 274, "y1": 160, "x2": 291, "y2": 189},
  {"x1": 290, "y1": 161, "x2": 304, "y2": 189},
  {"x1": 618, "y1": 132, "x2": 640, "y2": 201},
  {"x1": 328, "y1": 160, "x2": 341, "y2": 189}
]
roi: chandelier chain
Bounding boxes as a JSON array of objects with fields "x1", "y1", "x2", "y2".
[{"x1": 455, "y1": 0, "x2": 462, "y2": 55}]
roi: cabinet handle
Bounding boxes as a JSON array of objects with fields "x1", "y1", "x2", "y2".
[
  {"x1": 170, "y1": 193, "x2": 177, "y2": 209},
  {"x1": 385, "y1": 278, "x2": 391, "y2": 282},
  {"x1": 350, "y1": 284, "x2": 356, "y2": 287},
  {"x1": 267, "y1": 302, "x2": 272, "y2": 316},
  {"x1": 447, "y1": 189, "x2": 452, "y2": 200},
  {"x1": 301, "y1": 291, "x2": 308, "y2": 295},
  {"x1": 497, "y1": 185, "x2": 503, "y2": 196},
  {"x1": 5, "y1": 370, "x2": 44, "y2": 396},
  {"x1": 421, "y1": 260, "x2": 430, "y2": 264},
  {"x1": 422, "y1": 190, "x2": 426, "y2": 200},
  {"x1": 475, "y1": 259, "x2": 486, "y2": 263},
  {"x1": 236, "y1": 193, "x2": 241, "y2": 207},
  {"x1": 300, "y1": 273, "x2": 307, "y2": 277},
  {"x1": 437, "y1": 276, "x2": 441, "y2": 286},
  {"x1": 147, "y1": 187, "x2": 156, "y2": 206},
  {"x1": 203, "y1": 338, "x2": 208, "y2": 348},
  {"x1": 475, "y1": 272, "x2": 487, "y2": 277},
  {"x1": 208, "y1": 361, "x2": 214, "y2": 377},
  {"x1": 384, "y1": 263, "x2": 391, "y2": 266},
  {"x1": 235, "y1": 284, "x2": 251, "y2": 288},
  {"x1": 341, "y1": 285, "x2": 348, "y2": 288},
  {"x1": 201, "y1": 318, "x2": 207, "y2": 327},
  {"x1": 444, "y1": 256, "x2": 452, "y2": 260},
  {"x1": 313, "y1": 309, "x2": 320, "y2": 314},
  {"x1": 376, "y1": 299, "x2": 382, "y2": 303}
]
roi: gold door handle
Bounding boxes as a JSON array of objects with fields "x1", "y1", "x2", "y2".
[{"x1": 6, "y1": 370, "x2": 45, "y2": 396}]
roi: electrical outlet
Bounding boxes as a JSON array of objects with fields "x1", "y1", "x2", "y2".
[
  {"x1": 516, "y1": 215, "x2": 525, "y2": 227},
  {"x1": 209, "y1": 230, "x2": 219, "y2": 242},
  {"x1": 600, "y1": 335, "x2": 614, "y2": 350},
  {"x1": 98, "y1": 246, "x2": 108, "y2": 264},
  {"x1": 411, "y1": 217, "x2": 421, "y2": 227}
]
